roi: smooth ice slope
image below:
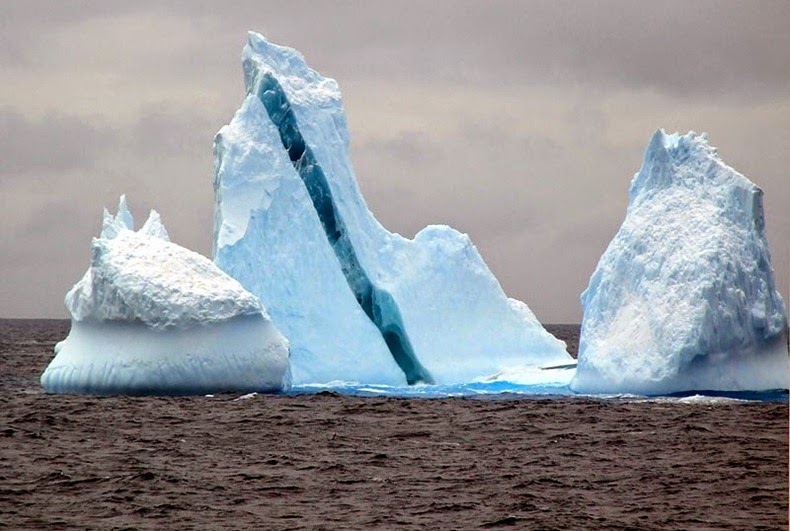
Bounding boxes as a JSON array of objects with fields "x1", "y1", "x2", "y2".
[
  {"x1": 213, "y1": 32, "x2": 572, "y2": 385},
  {"x1": 41, "y1": 197, "x2": 290, "y2": 395},
  {"x1": 214, "y1": 96, "x2": 405, "y2": 385},
  {"x1": 571, "y1": 131, "x2": 789, "y2": 395}
]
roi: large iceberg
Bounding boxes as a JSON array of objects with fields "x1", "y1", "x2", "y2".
[
  {"x1": 41, "y1": 196, "x2": 290, "y2": 395},
  {"x1": 214, "y1": 32, "x2": 572, "y2": 386},
  {"x1": 571, "y1": 131, "x2": 789, "y2": 395}
]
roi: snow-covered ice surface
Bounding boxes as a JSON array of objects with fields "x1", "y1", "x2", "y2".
[
  {"x1": 571, "y1": 131, "x2": 789, "y2": 395},
  {"x1": 214, "y1": 32, "x2": 571, "y2": 386},
  {"x1": 41, "y1": 197, "x2": 290, "y2": 395}
]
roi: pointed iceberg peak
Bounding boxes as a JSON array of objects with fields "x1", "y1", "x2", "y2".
[
  {"x1": 101, "y1": 195, "x2": 135, "y2": 239},
  {"x1": 647, "y1": 129, "x2": 712, "y2": 153},
  {"x1": 242, "y1": 31, "x2": 342, "y2": 109},
  {"x1": 646, "y1": 128, "x2": 672, "y2": 158},
  {"x1": 246, "y1": 31, "x2": 305, "y2": 64},
  {"x1": 117, "y1": 194, "x2": 134, "y2": 230},
  {"x1": 631, "y1": 130, "x2": 748, "y2": 203},
  {"x1": 140, "y1": 210, "x2": 170, "y2": 242},
  {"x1": 630, "y1": 129, "x2": 671, "y2": 198},
  {"x1": 98, "y1": 196, "x2": 172, "y2": 242}
]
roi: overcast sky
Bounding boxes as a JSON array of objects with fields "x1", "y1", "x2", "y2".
[{"x1": 1, "y1": 1, "x2": 788, "y2": 323}]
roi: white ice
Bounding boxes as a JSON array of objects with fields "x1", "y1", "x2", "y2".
[
  {"x1": 41, "y1": 196, "x2": 291, "y2": 395},
  {"x1": 571, "y1": 130, "x2": 789, "y2": 395},
  {"x1": 213, "y1": 32, "x2": 572, "y2": 386}
]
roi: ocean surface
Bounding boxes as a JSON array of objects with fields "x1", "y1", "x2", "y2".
[{"x1": 1, "y1": 319, "x2": 788, "y2": 529}]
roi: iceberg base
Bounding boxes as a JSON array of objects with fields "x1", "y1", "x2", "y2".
[
  {"x1": 570, "y1": 336, "x2": 789, "y2": 395},
  {"x1": 41, "y1": 314, "x2": 290, "y2": 396}
]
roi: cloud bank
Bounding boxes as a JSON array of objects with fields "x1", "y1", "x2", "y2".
[{"x1": 1, "y1": 1, "x2": 787, "y2": 322}]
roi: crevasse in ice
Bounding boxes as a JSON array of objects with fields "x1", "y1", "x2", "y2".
[
  {"x1": 41, "y1": 196, "x2": 291, "y2": 395},
  {"x1": 213, "y1": 32, "x2": 572, "y2": 386},
  {"x1": 571, "y1": 130, "x2": 789, "y2": 395}
]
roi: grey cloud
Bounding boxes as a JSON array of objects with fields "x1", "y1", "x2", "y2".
[
  {"x1": 132, "y1": 105, "x2": 214, "y2": 157},
  {"x1": 0, "y1": 108, "x2": 115, "y2": 178},
  {"x1": 361, "y1": 132, "x2": 436, "y2": 167},
  {"x1": 160, "y1": 0, "x2": 790, "y2": 98},
  {"x1": 0, "y1": 1, "x2": 143, "y2": 26},
  {"x1": 0, "y1": 28, "x2": 26, "y2": 67},
  {"x1": 356, "y1": 119, "x2": 579, "y2": 243},
  {"x1": 0, "y1": 195, "x2": 97, "y2": 318},
  {"x1": 0, "y1": 1, "x2": 147, "y2": 66},
  {"x1": 0, "y1": 2, "x2": 788, "y2": 322},
  {"x1": 9, "y1": 0, "x2": 783, "y2": 99},
  {"x1": 18, "y1": 199, "x2": 83, "y2": 239}
]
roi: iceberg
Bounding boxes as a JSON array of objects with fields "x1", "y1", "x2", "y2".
[
  {"x1": 214, "y1": 95, "x2": 405, "y2": 385},
  {"x1": 41, "y1": 196, "x2": 290, "y2": 395},
  {"x1": 571, "y1": 130, "x2": 789, "y2": 395},
  {"x1": 213, "y1": 32, "x2": 572, "y2": 386}
]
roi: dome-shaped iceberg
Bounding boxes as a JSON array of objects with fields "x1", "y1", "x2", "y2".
[{"x1": 41, "y1": 196, "x2": 290, "y2": 395}]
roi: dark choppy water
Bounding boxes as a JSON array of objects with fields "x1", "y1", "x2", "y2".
[
  {"x1": 1, "y1": 319, "x2": 788, "y2": 529},
  {"x1": 0, "y1": 318, "x2": 70, "y2": 394}
]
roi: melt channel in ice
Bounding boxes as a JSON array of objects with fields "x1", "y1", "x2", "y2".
[
  {"x1": 213, "y1": 32, "x2": 573, "y2": 386},
  {"x1": 41, "y1": 196, "x2": 291, "y2": 396},
  {"x1": 571, "y1": 130, "x2": 789, "y2": 395}
]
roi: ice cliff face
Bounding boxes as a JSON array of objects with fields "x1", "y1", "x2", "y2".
[
  {"x1": 214, "y1": 95, "x2": 403, "y2": 385},
  {"x1": 571, "y1": 131, "x2": 789, "y2": 394},
  {"x1": 214, "y1": 32, "x2": 572, "y2": 386},
  {"x1": 41, "y1": 197, "x2": 290, "y2": 395}
]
